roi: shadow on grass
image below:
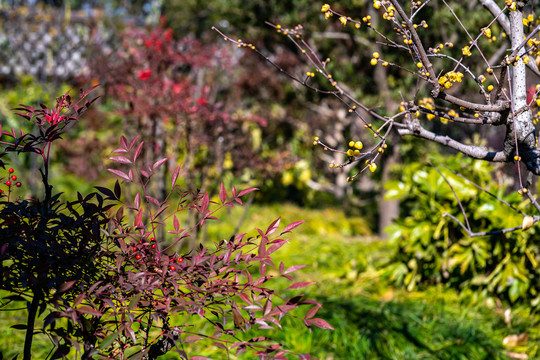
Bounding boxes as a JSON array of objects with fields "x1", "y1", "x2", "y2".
[{"x1": 273, "y1": 293, "x2": 507, "y2": 360}]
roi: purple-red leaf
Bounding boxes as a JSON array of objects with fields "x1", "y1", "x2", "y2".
[
  {"x1": 265, "y1": 217, "x2": 281, "y2": 236},
  {"x1": 287, "y1": 282, "x2": 316, "y2": 290},
  {"x1": 173, "y1": 215, "x2": 180, "y2": 232},
  {"x1": 238, "y1": 187, "x2": 258, "y2": 197},
  {"x1": 108, "y1": 156, "x2": 132, "y2": 164},
  {"x1": 201, "y1": 193, "x2": 209, "y2": 212},
  {"x1": 134, "y1": 192, "x2": 141, "y2": 209},
  {"x1": 120, "y1": 135, "x2": 128, "y2": 149},
  {"x1": 308, "y1": 318, "x2": 335, "y2": 330},
  {"x1": 58, "y1": 280, "x2": 77, "y2": 293},
  {"x1": 305, "y1": 305, "x2": 321, "y2": 319},
  {"x1": 219, "y1": 182, "x2": 227, "y2": 204},
  {"x1": 280, "y1": 220, "x2": 306, "y2": 235},
  {"x1": 146, "y1": 195, "x2": 161, "y2": 206},
  {"x1": 284, "y1": 264, "x2": 309, "y2": 275},
  {"x1": 107, "y1": 169, "x2": 130, "y2": 181},
  {"x1": 153, "y1": 157, "x2": 168, "y2": 170},
  {"x1": 77, "y1": 306, "x2": 102, "y2": 317},
  {"x1": 129, "y1": 135, "x2": 140, "y2": 150},
  {"x1": 171, "y1": 162, "x2": 182, "y2": 187},
  {"x1": 133, "y1": 141, "x2": 144, "y2": 161},
  {"x1": 184, "y1": 335, "x2": 204, "y2": 343}
]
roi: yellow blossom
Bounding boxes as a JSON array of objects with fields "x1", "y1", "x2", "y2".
[{"x1": 321, "y1": 4, "x2": 330, "y2": 12}]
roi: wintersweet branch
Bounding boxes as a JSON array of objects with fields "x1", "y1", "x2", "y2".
[{"x1": 398, "y1": 126, "x2": 507, "y2": 162}]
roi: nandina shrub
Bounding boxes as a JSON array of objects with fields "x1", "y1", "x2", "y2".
[
  {"x1": 0, "y1": 90, "x2": 332, "y2": 360},
  {"x1": 63, "y1": 136, "x2": 332, "y2": 359}
]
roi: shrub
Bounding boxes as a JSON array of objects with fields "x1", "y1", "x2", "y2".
[
  {"x1": 384, "y1": 153, "x2": 539, "y2": 305},
  {"x1": 0, "y1": 89, "x2": 332, "y2": 359}
]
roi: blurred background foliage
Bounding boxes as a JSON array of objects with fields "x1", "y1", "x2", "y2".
[{"x1": 1, "y1": 0, "x2": 540, "y2": 358}]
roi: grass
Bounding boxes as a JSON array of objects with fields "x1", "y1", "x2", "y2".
[{"x1": 1, "y1": 203, "x2": 538, "y2": 359}]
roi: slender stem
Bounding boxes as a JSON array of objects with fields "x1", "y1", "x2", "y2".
[{"x1": 23, "y1": 292, "x2": 41, "y2": 360}]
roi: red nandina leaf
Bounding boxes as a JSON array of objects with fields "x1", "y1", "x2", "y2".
[
  {"x1": 211, "y1": 342, "x2": 228, "y2": 350},
  {"x1": 305, "y1": 305, "x2": 321, "y2": 319},
  {"x1": 77, "y1": 306, "x2": 102, "y2": 317},
  {"x1": 298, "y1": 353, "x2": 311, "y2": 360},
  {"x1": 108, "y1": 156, "x2": 132, "y2": 164},
  {"x1": 287, "y1": 282, "x2": 316, "y2": 290},
  {"x1": 238, "y1": 293, "x2": 251, "y2": 304},
  {"x1": 265, "y1": 217, "x2": 281, "y2": 236},
  {"x1": 153, "y1": 157, "x2": 168, "y2": 170},
  {"x1": 133, "y1": 141, "x2": 144, "y2": 161},
  {"x1": 263, "y1": 297, "x2": 272, "y2": 316},
  {"x1": 107, "y1": 169, "x2": 130, "y2": 181},
  {"x1": 129, "y1": 135, "x2": 140, "y2": 150},
  {"x1": 279, "y1": 261, "x2": 285, "y2": 274},
  {"x1": 135, "y1": 210, "x2": 143, "y2": 227},
  {"x1": 112, "y1": 148, "x2": 128, "y2": 154},
  {"x1": 120, "y1": 136, "x2": 128, "y2": 149},
  {"x1": 146, "y1": 195, "x2": 160, "y2": 206},
  {"x1": 87, "y1": 281, "x2": 102, "y2": 295},
  {"x1": 173, "y1": 215, "x2": 180, "y2": 232},
  {"x1": 219, "y1": 182, "x2": 227, "y2": 204},
  {"x1": 134, "y1": 192, "x2": 141, "y2": 209},
  {"x1": 269, "y1": 304, "x2": 297, "y2": 316},
  {"x1": 73, "y1": 292, "x2": 85, "y2": 307},
  {"x1": 183, "y1": 335, "x2": 204, "y2": 343},
  {"x1": 231, "y1": 186, "x2": 237, "y2": 197},
  {"x1": 171, "y1": 162, "x2": 182, "y2": 187},
  {"x1": 265, "y1": 316, "x2": 282, "y2": 329},
  {"x1": 58, "y1": 280, "x2": 77, "y2": 293},
  {"x1": 308, "y1": 318, "x2": 335, "y2": 330},
  {"x1": 201, "y1": 193, "x2": 209, "y2": 212},
  {"x1": 284, "y1": 265, "x2": 309, "y2": 275},
  {"x1": 249, "y1": 337, "x2": 268, "y2": 343},
  {"x1": 128, "y1": 168, "x2": 135, "y2": 181},
  {"x1": 280, "y1": 220, "x2": 306, "y2": 235},
  {"x1": 286, "y1": 295, "x2": 304, "y2": 305},
  {"x1": 238, "y1": 187, "x2": 258, "y2": 197},
  {"x1": 153, "y1": 205, "x2": 168, "y2": 219},
  {"x1": 268, "y1": 241, "x2": 288, "y2": 255},
  {"x1": 125, "y1": 325, "x2": 136, "y2": 343},
  {"x1": 235, "y1": 233, "x2": 246, "y2": 242}
]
